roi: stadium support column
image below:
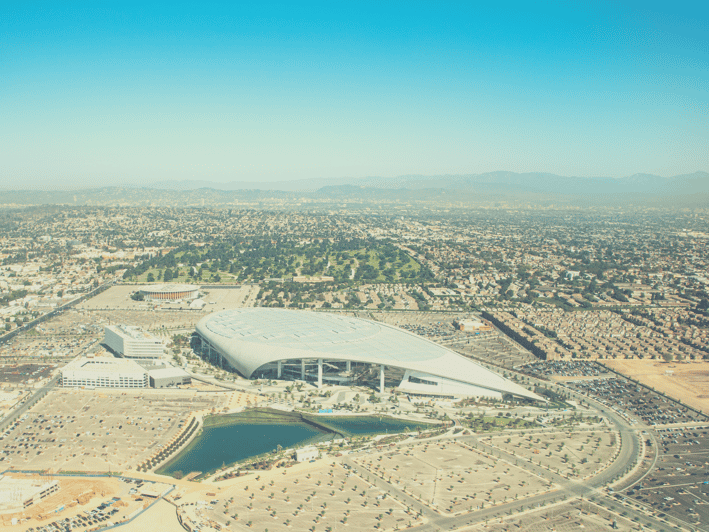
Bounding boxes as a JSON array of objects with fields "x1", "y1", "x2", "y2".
[
  {"x1": 318, "y1": 358, "x2": 323, "y2": 388},
  {"x1": 277, "y1": 360, "x2": 282, "y2": 378},
  {"x1": 301, "y1": 359, "x2": 305, "y2": 380},
  {"x1": 346, "y1": 360, "x2": 351, "y2": 372},
  {"x1": 380, "y1": 365, "x2": 385, "y2": 394}
]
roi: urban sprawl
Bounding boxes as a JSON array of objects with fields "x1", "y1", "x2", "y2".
[{"x1": 0, "y1": 204, "x2": 707, "y2": 532}]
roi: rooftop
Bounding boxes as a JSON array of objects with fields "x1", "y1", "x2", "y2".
[
  {"x1": 63, "y1": 357, "x2": 145, "y2": 374},
  {"x1": 141, "y1": 283, "x2": 198, "y2": 293},
  {"x1": 197, "y1": 308, "x2": 540, "y2": 400},
  {"x1": 107, "y1": 325, "x2": 160, "y2": 342}
]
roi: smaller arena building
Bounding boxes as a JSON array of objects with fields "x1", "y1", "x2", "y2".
[{"x1": 139, "y1": 283, "x2": 199, "y2": 302}]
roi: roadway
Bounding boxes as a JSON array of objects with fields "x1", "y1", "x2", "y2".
[
  {"x1": 344, "y1": 379, "x2": 707, "y2": 531},
  {"x1": 0, "y1": 376, "x2": 58, "y2": 432}
]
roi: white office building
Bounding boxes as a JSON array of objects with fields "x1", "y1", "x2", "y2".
[
  {"x1": 60, "y1": 357, "x2": 148, "y2": 388},
  {"x1": 104, "y1": 325, "x2": 165, "y2": 359},
  {"x1": 295, "y1": 447, "x2": 319, "y2": 462}
]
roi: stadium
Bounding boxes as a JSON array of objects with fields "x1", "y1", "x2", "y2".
[
  {"x1": 195, "y1": 308, "x2": 540, "y2": 401},
  {"x1": 139, "y1": 283, "x2": 199, "y2": 301}
]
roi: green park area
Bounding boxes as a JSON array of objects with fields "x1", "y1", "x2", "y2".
[{"x1": 122, "y1": 238, "x2": 430, "y2": 285}]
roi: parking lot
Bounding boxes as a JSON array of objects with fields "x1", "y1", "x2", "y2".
[
  {"x1": 77, "y1": 285, "x2": 260, "y2": 313},
  {"x1": 517, "y1": 360, "x2": 610, "y2": 380},
  {"x1": 568, "y1": 378, "x2": 708, "y2": 425},
  {"x1": 467, "y1": 498, "x2": 644, "y2": 531},
  {"x1": 0, "y1": 333, "x2": 96, "y2": 364},
  {"x1": 366, "y1": 311, "x2": 536, "y2": 368},
  {"x1": 0, "y1": 389, "x2": 222, "y2": 472},
  {"x1": 483, "y1": 428, "x2": 619, "y2": 480},
  {"x1": 624, "y1": 426, "x2": 709, "y2": 528},
  {"x1": 0, "y1": 364, "x2": 55, "y2": 384},
  {"x1": 180, "y1": 459, "x2": 417, "y2": 532},
  {"x1": 353, "y1": 440, "x2": 552, "y2": 514}
]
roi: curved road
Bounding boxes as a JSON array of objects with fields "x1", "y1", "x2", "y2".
[{"x1": 346, "y1": 385, "x2": 708, "y2": 531}]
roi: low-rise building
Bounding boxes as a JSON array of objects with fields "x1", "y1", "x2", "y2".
[
  {"x1": 60, "y1": 357, "x2": 148, "y2": 388},
  {"x1": 295, "y1": 447, "x2": 318, "y2": 462},
  {"x1": 147, "y1": 366, "x2": 191, "y2": 388},
  {"x1": 0, "y1": 476, "x2": 60, "y2": 513}
]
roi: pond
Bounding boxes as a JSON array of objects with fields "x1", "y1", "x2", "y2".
[
  {"x1": 314, "y1": 415, "x2": 434, "y2": 436},
  {"x1": 157, "y1": 422, "x2": 325, "y2": 477},
  {"x1": 157, "y1": 409, "x2": 437, "y2": 478}
]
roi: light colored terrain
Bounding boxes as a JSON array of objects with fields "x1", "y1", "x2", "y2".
[
  {"x1": 113, "y1": 499, "x2": 184, "y2": 532},
  {"x1": 604, "y1": 359, "x2": 709, "y2": 413}
]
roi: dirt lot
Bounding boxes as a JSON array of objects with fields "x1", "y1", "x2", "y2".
[
  {"x1": 604, "y1": 359, "x2": 709, "y2": 413},
  {"x1": 201, "y1": 286, "x2": 260, "y2": 310},
  {"x1": 76, "y1": 285, "x2": 146, "y2": 310},
  {"x1": 112, "y1": 498, "x2": 184, "y2": 532}
]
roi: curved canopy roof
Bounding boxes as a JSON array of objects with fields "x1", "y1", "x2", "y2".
[{"x1": 196, "y1": 308, "x2": 539, "y2": 400}]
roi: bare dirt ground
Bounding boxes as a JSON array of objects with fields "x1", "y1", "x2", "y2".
[
  {"x1": 604, "y1": 359, "x2": 709, "y2": 413},
  {"x1": 111, "y1": 498, "x2": 184, "y2": 532}
]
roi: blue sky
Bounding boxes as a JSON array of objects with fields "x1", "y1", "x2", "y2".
[{"x1": 1, "y1": 1, "x2": 707, "y2": 187}]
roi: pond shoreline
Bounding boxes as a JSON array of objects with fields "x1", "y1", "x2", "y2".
[{"x1": 156, "y1": 408, "x2": 439, "y2": 478}]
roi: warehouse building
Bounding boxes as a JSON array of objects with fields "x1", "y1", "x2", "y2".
[{"x1": 104, "y1": 325, "x2": 165, "y2": 359}]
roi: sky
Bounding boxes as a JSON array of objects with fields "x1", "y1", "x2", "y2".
[{"x1": 1, "y1": 1, "x2": 707, "y2": 188}]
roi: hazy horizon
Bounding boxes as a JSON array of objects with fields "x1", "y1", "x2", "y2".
[{"x1": 2, "y1": 2, "x2": 707, "y2": 189}]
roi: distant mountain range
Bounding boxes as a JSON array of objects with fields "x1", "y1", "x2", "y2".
[
  {"x1": 1, "y1": 171, "x2": 707, "y2": 208},
  {"x1": 148, "y1": 171, "x2": 709, "y2": 196}
]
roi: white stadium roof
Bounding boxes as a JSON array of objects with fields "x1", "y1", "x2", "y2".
[
  {"x1": 141, "y1": 283, "x2": 198, "y2": 293},
  {"x1": 196, "y1": 308, "x2": 540, "y2": 401}
]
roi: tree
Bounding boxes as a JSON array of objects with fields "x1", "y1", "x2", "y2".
[
  {"x1": 662, "y1": 352, "x2": 674, "y2": 363},
  {"x1": 147, "y1": 272, "x2": 155, "y2": 283}
]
